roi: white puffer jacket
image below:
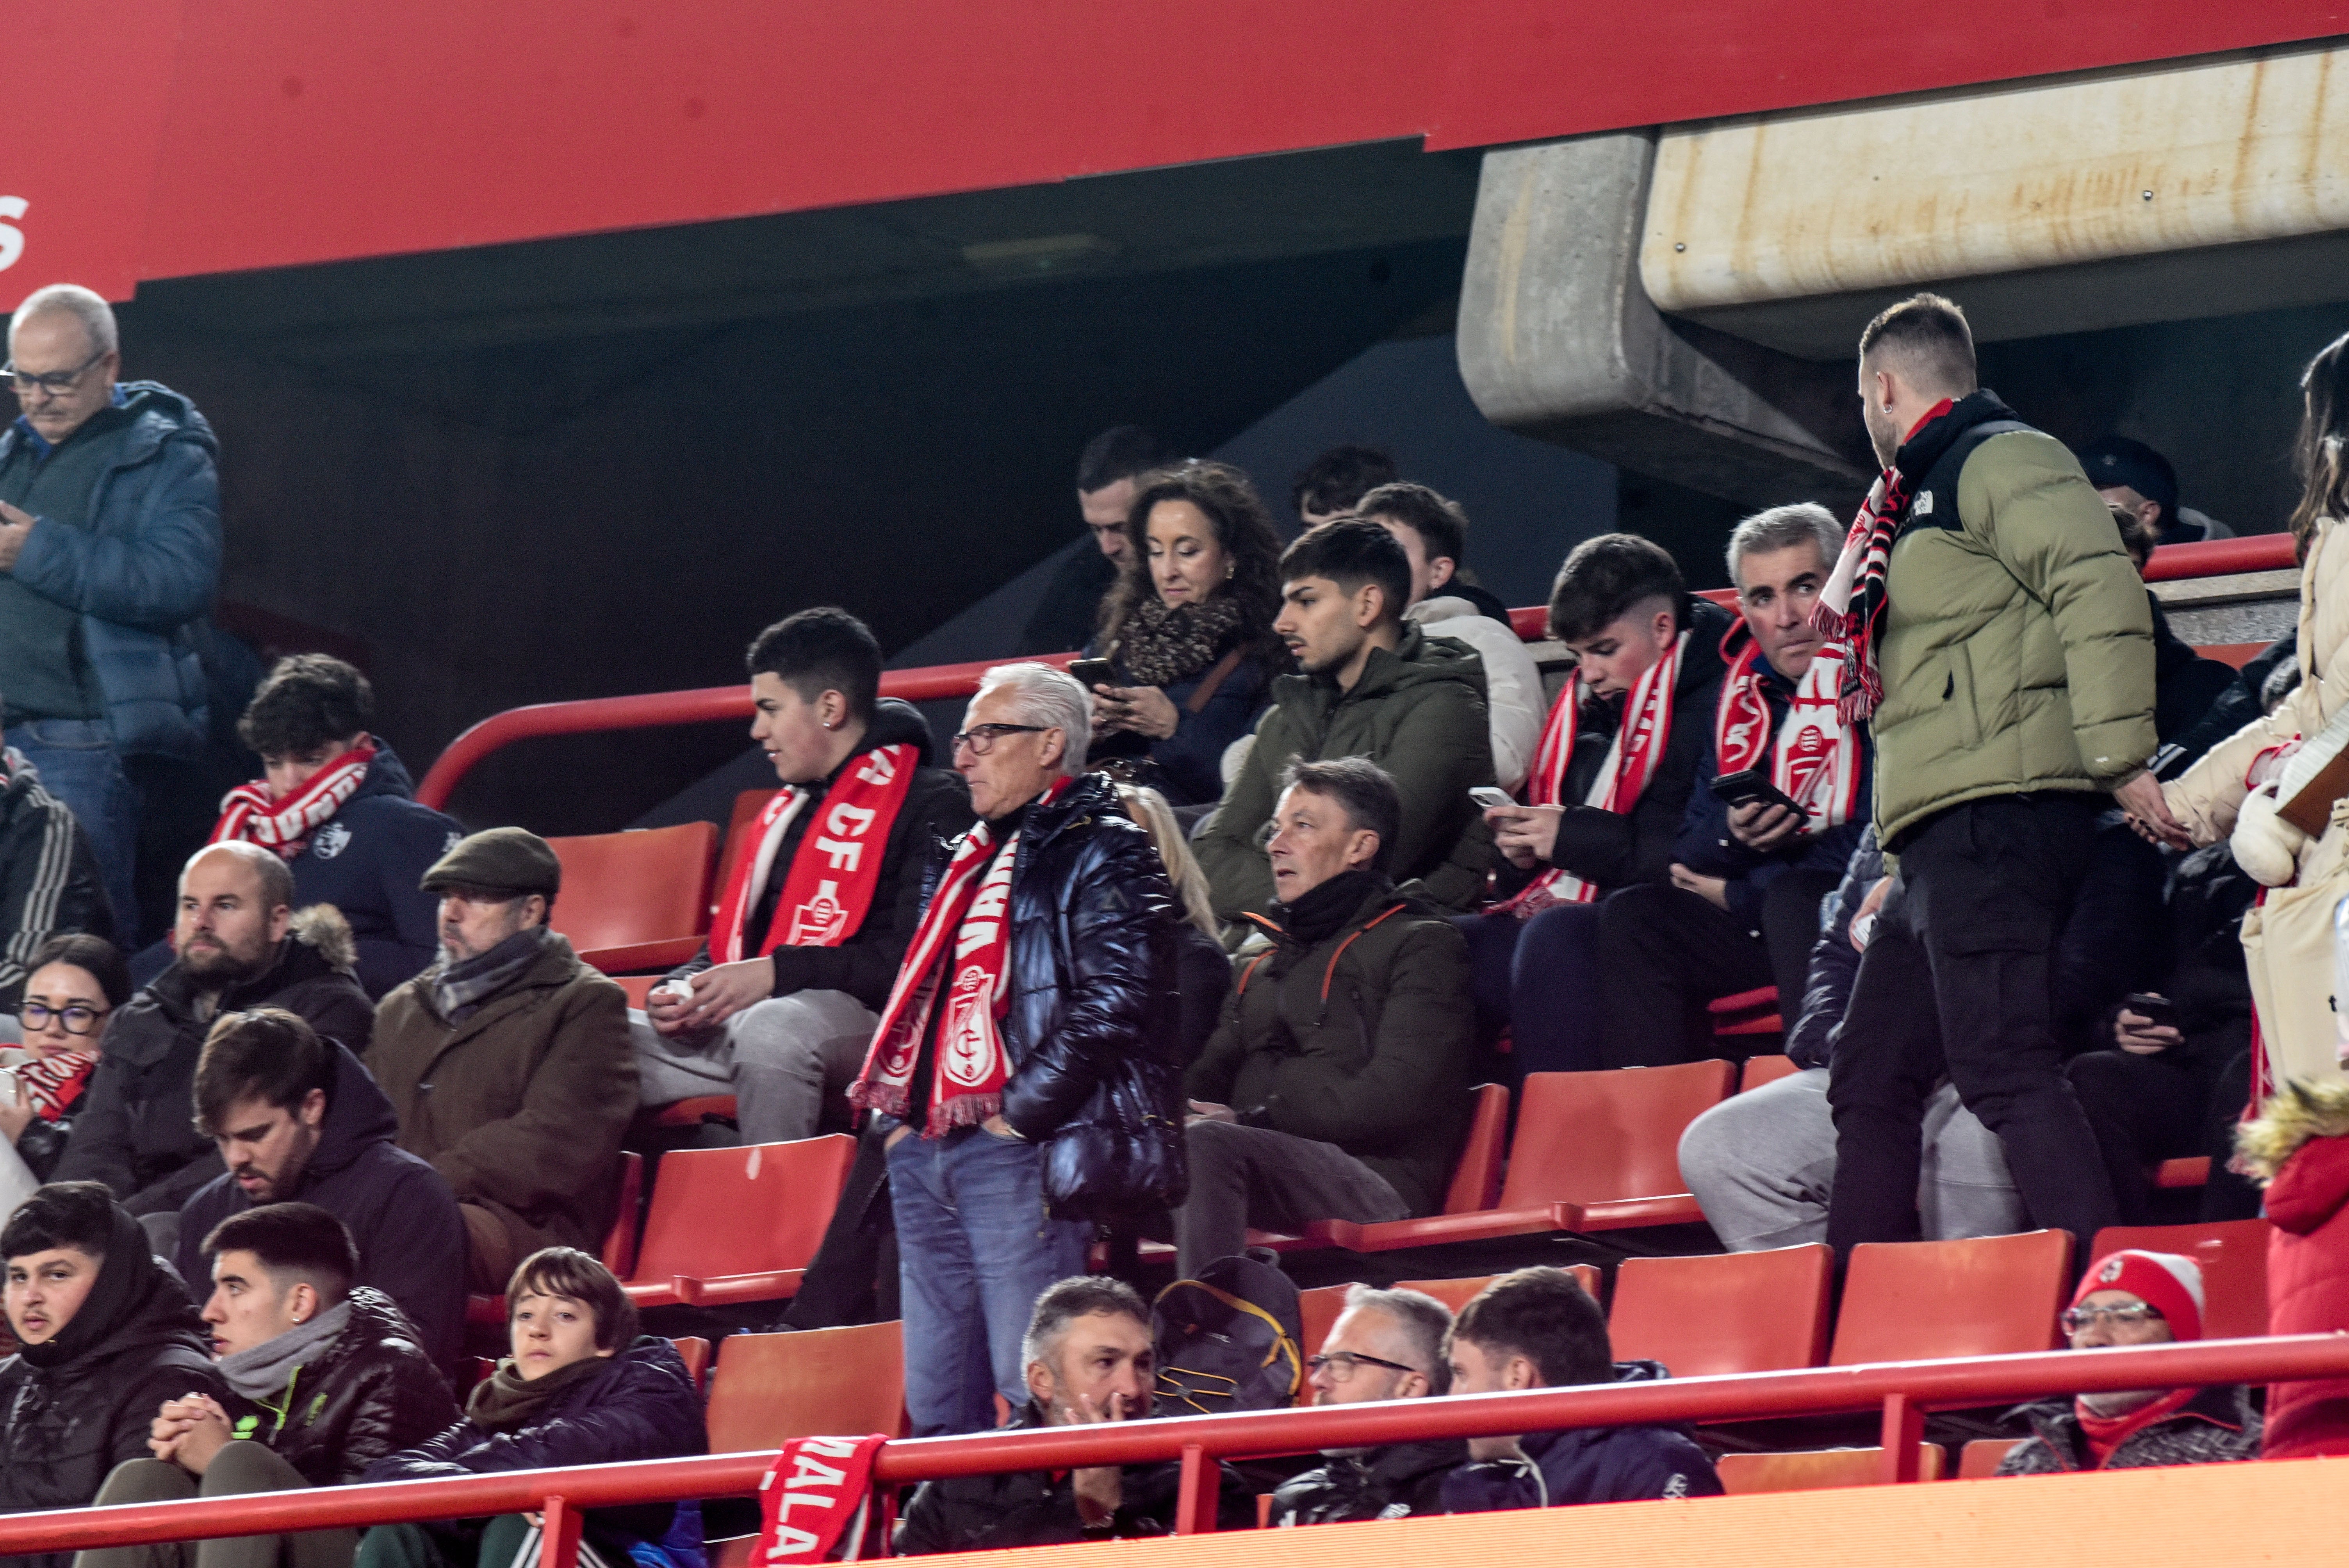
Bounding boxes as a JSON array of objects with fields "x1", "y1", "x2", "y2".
[{"x1": 1405, "y1": 595, "x2": 1543, "y2": 792}]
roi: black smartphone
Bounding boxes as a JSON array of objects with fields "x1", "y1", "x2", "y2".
[
  {"x1": 2123, "y1": 992, "x2": 2181, "y2": 1032},
  {"x1": 1067, "y1": 658, "x2": 1117, "y2": 691},
  {"x1": 1710, "y1": 769, "x2": 1811, "y2": 818}
]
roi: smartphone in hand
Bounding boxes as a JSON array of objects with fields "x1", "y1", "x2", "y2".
[
  {"x1": 1068, "y1": 658, "x2": 1117, "y2": 691},
  {"x1": 1469, "y1": 786, "x2": 1516, "y2": 811},
  {"x1": 1711, "y1": 769, "x2": 1811, "y2": 819}
]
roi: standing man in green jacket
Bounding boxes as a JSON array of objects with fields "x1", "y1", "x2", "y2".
[
  {"x1": 1180, "y1": 757, "x2": 1474, "y2": 1275},
  {"x1": 1194, "y1": 519, "x2": 1494, "y2": 925},
  {"x1": 1821, "y1": 294, "x2": 2190, "y2": 1258}
]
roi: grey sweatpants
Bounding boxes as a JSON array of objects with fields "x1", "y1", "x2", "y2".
[
  {"x1": 628, "y1": 990, "x2": 876, "y2": 1145},
  {"x1": 1679, "y1": 1068, "x2": 2025, "y2": 1252},
  {"x1": 1176, "y1": 1119, "x2": 1406, "y2": 1279},
  {"x1": 75, "y1": 1442, "x2": 355, "y2": 1568}
]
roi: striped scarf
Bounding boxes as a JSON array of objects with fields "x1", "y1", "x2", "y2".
[{"x1": 212, "y1": 742, "x2": 377, "y2": 860}]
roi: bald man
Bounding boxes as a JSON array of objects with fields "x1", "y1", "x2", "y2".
[{"x1": 56, "y1": 842, "x2": 372, "y2": 1253}]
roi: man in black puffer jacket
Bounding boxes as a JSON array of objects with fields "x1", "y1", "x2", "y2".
[
  {"x1": 1271, "y1": 1286, "x2": 1463, "y2": 1527},
  {"x1": 0, "y1": 1184, "x2": 222, "y2": 1568},
  {"x1": 78, "y1": 1203, "x2": 458, "y2": 1568},
  {"x1": 57, "y1": 844, "x2": 374, "y2": 1253},
  {"x1": 852, "y1": 663, "x2": 1183, "y2": 1437}
]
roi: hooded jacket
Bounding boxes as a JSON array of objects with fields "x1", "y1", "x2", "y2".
[
  {"x1": 364, "y1": 1336, "x2": 704, "y2": 1550},
  {"x1": 1994, "y1": 1383, "x2": 2259, "y2": 1474},
  {"x1": 218, "y1": 1286, "x2": 458, "y2": 1487},
  {"x1": 0, "y1": 1205, "x2": 223, "y2": 1568},
  {"x1": 0, "y1": 748, "x2": 112, "y2": 1014},
  {"x1": 662, "y1": 699, "x2": 972, "y2": 1009},
  {"x1": 367, "y1": 930, "x2": 636, "y2": 1261},
  {"x1": 895, "y1": 1400, "x2": 1256, "y2": 1554},
  {"x1": 1439, "y1": 1360, "x2": 1722, "y2": 1512},
  {"x1": 54, "y1": 907, "x2": 375, "y2": 1216},
  {"x1": 1196, "y1": 624, "x2": 1496, "y2": 921},
  {"x1": 0, "y1": 381, "x2": 221, "y2": 760},
  {"x1": 1271, "y1": 1436, "x2": 1466, "y2": 1526},
  {"x1": 1186, "y1": 876, "x2": 1474, "y2": 1217},
  {"x1": 1404, "y1": 593, "x2": 1543, "y2": 793},
  {"x1": 2237, "y1": 1081, "x2": 2349, "y2": 1459},
  {"x1": 175, "y1": 1045, "x2": 469, "y2": 1370}
]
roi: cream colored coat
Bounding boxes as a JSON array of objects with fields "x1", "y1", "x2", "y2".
[{"x1": 2165, "y1": 518, "x2": 2349, "y2": 1089}]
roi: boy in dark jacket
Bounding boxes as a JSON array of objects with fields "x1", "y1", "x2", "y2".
[
  {"x1": 1272, "y1": 1286, "x2": 1463, "y2": 1527},
  {"x1": 57, "y1": 843, "x2": 374, "y2": 1251},
  {"x1": 1180, "y1": 757, "x2": 1473, "y2": 1276},
  {"x1": 0, "y1": 1183, "x2": 223, "y2": 1568},
  {"x1": 1466, "y1": 535, "x2": 1729, "y2": 1076},
  {"x1": 77, "y1": 1203, "x2": 458, "y2": 1568},
  {"x1": 1441, "y1": 1267, "x2": 1720, "y2": 1512},
  {"x1": 358, "y1": 1249, "x2": 706, "y2": 1568},
  {"x1": 176, "y1": 1010, "x2": 467, "y2": 1371}
]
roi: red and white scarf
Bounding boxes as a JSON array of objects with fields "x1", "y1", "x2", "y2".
[
  {"x1": 753, "y1": 1434, "x2": 888, "y2": 1564},
  {"x1": 850, "y1": 780, "x2": 1065, "y2": 1135},
  {"x1": 1714, "y1": 621, "x2": 1865, "y2": 831},
  {"x1": 14, "y1": 1050, "x2": 94, "y2": 1121},
  {"x1": 710, "y1": 743, "x2": 920, "y2": 964},
  {"x1": 1497, "y1": 633, "x2": 1685, "y2": 919},
  {"x1": 210, "y1": 741, "x2": 377, "y2": 861}
]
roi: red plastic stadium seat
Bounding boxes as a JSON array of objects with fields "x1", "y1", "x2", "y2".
[
  {"x1": 711, "y1": 789, "x2": 782, "y2": 910},
  {"x1": 1298, "y1": 1286, "x2": 1351, "y2": 1365},
  {"x1": 1610, "y1": 1245, "x2": 1833, "y2": 1376},
  {"x1": 613, "y1": 975, "x2": 662, "y2": 1008},
  {"x1": 546, "y1": 821, "x2": 719, "y2": 973},
  {"x1": 2089, "y1": 1219, "x2": 2272, "y2": 1339},
  {"x1": 621, "y1": 1134, "x2": 857, "y2": 1307},
  {"x1": 1709, "y1": 985, "x2": 1784, "y2": 1039},
  {"x1": 1717, "y1": 1445, "x2": 1946, "y2": 1493},
  {"x1": 1739, "y1": 1054, "x2": 1802, "y2": 1093},
  {"x1": 1398, "y1": 1267, "x2": 1597, "y2": 1314},
  {"x1": 468, "y1": 1150, "x2": 642, "y2": 1326},
  {"x1": 1829, "y1": 1229, "x2": 2073, "y2": 1365},
  {"x1": 2197, "y1": 642, "x2": 2271, "y2": 670},
  {"x1": 1440, "y1": 1083, "x2": 1510, "y2": 1214},
  {"x1": 2155, "y1": 1156, "x2": 2212, "y2": 1189},
  {"x1": 672, "y1": 1335, "x2": 711, "y2": 1389},
  {"x1": 1301, "y1": 1061, "x2": 1736, "y2": 1251},
  {"x1": 1958, "y1": 1438, "x2": 2024, "y2": 1477},
  {"x1": 704, "y1": 1322, "x2": 906, "y2": 1450}
]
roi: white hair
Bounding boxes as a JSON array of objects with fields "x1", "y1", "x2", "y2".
[
  {"x1": 972, "y1": 662, "x2": 1090, "y2": 775},
  {"x1": 1725, "y1": 502, "x2": 1843, "y2": 591},
  {"x1": 10, "y1": 284, "x2": 118, "y2": 357}
]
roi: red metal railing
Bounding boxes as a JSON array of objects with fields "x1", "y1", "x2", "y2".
[
  {"x1": 416, "y1": 533, "x2": 2299, "y2": 812},
  {"x1": 2, "y1": 1334, "x2": 2340, "y2": 1562}
]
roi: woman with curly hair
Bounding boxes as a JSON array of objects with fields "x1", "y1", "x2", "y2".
[{"x1": 1087, "y1": 461, "x2": 1288, "y2": 806}]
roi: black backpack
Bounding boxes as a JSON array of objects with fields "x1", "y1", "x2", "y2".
[{"x1": 1152, "y1": 1252, "x2": 1303, "y2": 1415}]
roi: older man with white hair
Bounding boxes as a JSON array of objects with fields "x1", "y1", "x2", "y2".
[
  {"x1": 852, "y1": 662, "x2": 1187, "y2": 1436},
  {"x1": 0, "y1": 283, "x2": 222, "y2": 937}
]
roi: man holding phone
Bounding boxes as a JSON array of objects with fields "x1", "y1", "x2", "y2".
[{"x1": 1590, "y1": 505, "x2": 1873, "y2": 1068}]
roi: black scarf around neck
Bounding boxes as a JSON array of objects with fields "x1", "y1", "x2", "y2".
[{"x1": 1274, "y1": 869, "x2": 1391, "y2": 947}]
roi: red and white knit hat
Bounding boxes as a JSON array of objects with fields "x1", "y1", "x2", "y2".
[{"x1": 2074, "y1": 1250, "x2": 2205, "y2": 1341}]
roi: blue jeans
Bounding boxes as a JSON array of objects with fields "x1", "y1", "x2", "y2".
[
  {"x1": 7, "y1": 719, "x2": 137, "y2": 939},
  {"x1": 886, "y1": 1124, "x2": 1093, "y2": 1436},
  {"x1": 1457, "y1": 901, "x2": 1606, "y2": 1080}
]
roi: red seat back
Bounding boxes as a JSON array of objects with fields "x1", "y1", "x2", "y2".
[
  {"x1": 1441, "y1": 1084, "x2": 1510, "y2": 1214},
  {"x1": 1830, "y1": 1229, "x2": 2074, "y2": 1365},
  {"x1": 1717, "y1": 1445, "x2": 1946, "y2": 1493},
  {"x1": 602, "y1": 1150, "x2": 644, "y2": 1277},
  {"x1": 1740, "y1": 1054, "x2": 1802, "y2": 1093},
  {"x1": 2089, "y1": 1218, "x2": 2272, "y2": 1339},
  {"x1": 1498, "y1": 1062, "x2": 1735, "y2": 1209},
  {"x1": 1611, "y1": 1244, "x2": 1832, "y2": 1375},
  {"x1": 1958, "y1": 1438, "x2": 2023, "y2": 1477},
  {"x1": 625, "y1": 1134, "x2": 857, "y2": 1291},
  {"x1": 711, "y1": 789, "x2": 783, "y2": 916},
  {"x1": 1397, "y1": 1267, "x2": 1598, "y2": 1314},
  {"x1": 672, "y1": 1335, "x2": 711, "y2": 1389},
  {"x1": 544, "y1": 821, "x2": 718, "y2": 955},
  {"x1": 705, "y1": 1323, "x2": 905, "y2": 1450}
]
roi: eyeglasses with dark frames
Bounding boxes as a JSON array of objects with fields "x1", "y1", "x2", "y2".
[
  {"x1": 21, "y1": 1001, "x2": 109, "y2": 1036},
  {"x1": 2060, "y1": 1303, "x2": 2166, "y2": 1333},
  {"x1": 1306, "y1": 1350, "x2": 1420, "y2": 1381},
  {"x1": 950, "y1": 723, "x2": 1048, "y2": 757},
  {"x1": 2, "y1": 347, "x2": 108, "y2": 397}
]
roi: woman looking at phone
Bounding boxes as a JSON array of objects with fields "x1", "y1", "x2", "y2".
[
  {"x1": 1085, "y1": 461, "x2": 1288, "y2": 806},
  {"x1": 0, "y1": 935, "x2": 128, "y2": 1215}
]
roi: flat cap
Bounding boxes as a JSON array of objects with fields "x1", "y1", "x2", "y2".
[{"x1": 420, "y1": 826, "x2": 562, "y2": 897}]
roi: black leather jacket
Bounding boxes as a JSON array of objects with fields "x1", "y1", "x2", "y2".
[
  {"x1": 229, "y1": 1287, "x2": 458, "y2": 1488},
  {"x1": 937, "y1": 772, "x2": 1188, "y2": 1222}
]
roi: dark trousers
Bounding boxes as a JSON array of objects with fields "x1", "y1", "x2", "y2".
[
  {"x1": 2200, "y1": 1048, "x2": 2264, "y2": 1222},
  {"x1": 1826, "y1": 795, "x2": 2118, "y2": 1257},
  {"x1": 2067, "y1": 1046, "x2": 2224, "y2": 1226},
  {"x1": 1457, "y1": 902, "x2": 1605, "y2": 1078},
  {"x1": 1597, "y1": 872, "x2": 1843, "y2": 1067}
]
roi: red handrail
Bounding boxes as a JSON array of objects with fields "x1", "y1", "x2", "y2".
[{"x1": 1, "y1": 1334, "x2": 2340, "y2": 1557}]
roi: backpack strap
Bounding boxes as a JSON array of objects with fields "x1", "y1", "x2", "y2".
[{"x1": 1183, "y1": 648, "x2": 1247, "y2": 715}]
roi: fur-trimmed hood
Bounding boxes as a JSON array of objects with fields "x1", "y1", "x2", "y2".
[
  {"x1": 2236, "y1": 1079, "x2": 2349, "y2": 1183},
  {"x1": 287, "y1": 902, "x2": 358, "y2": 973}
]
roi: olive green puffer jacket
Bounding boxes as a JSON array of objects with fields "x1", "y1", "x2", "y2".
[
  {"x1": 1872, "y1": 429, "x2": 2157, "y2": 843},
  {"x1": 1195, "y1": 625, "x2": 1495, "y2": 921}
]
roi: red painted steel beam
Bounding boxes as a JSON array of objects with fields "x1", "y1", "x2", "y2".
[{"x1": 1, "y1": 1335, "x2": 2341, "y2": 1554}]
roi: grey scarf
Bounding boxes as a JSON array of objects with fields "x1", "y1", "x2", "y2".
[
  {"x1": 433, "y1": 926, "x2": 551, "y2": 1023},
  {"x1": 216, "y1": 1299, "x2": 352, "y2": 1405}
]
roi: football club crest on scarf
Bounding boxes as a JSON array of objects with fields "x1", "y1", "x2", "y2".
[
  {"x1": 710, "y1": 743, "x2": 920, "y2": 964},
  {"x1": 211, "y1": 742, "x2": 378, "y2": 861},
  {"x1": 1713, "y1": 619, "x2": 1863, "y2": 830}
]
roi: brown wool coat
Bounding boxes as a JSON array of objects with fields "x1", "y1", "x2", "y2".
[{"x1": 366, "y1": 932, "x2": 636, "y2": 1265}]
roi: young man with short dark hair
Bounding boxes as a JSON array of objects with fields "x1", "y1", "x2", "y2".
[
  {"x1": 77, "y1": 1202, "x2": 458, "y2": 1568},
  {"x1": 632, "y1": 608, "x2": 971, "y2": 1144},
  {"x1": 1195, "y1": 519, "x2": 1495, "y2": 923},
  {"x1": 1463, "y1": 534, "x2": 1731, "y2": 1075},
  {"x1": 1441, "y1": 1267, "x2": 1720, "y2": 1511},
  {"x1": 1021, "y1": 426, "x2": 1176, "y2": 654},
  {"x1": 1289, "y1": 444, "x2": 1398, "y2": 529},
  {"x1": 1182, "y1": 757, "x2": 1473, "y2": 1275},
  {"x1": 175, "y1": 1008, "x2": 467, "y2": 1369}
]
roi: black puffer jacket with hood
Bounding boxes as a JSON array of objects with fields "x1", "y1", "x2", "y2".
[
  {"x1": 221, "y1": 1286, "x2": 458, "y2": 1487},
  {"x1": 1270, "y1": 1436, "x2": 1466, "y2": 1525},
  {"x1": 175, "y1": 1045, "x2": 469, "y2": 1371},
  {"x1": 0, "y1": 1203, "x2": 223, "y2": 1568},
  {"x1": 55, "y1": 907, "x2": 376, "y2": 1216}
]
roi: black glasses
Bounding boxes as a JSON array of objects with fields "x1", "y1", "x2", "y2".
[
  {"x1": 2061, "y1": 1303, "x2": 2165, "y2": 1333},
  {"x1": 21, "y1": 1001, "x2": 108, "y2": 1036},
  {"x1": 950, "y1": 723, "x2": 1047, "y2": 757},
  {"x1": 1306, "y1": 1350, "x2": 1420, "y2": 1381},
  {"x1": 2, "y1": 347, "x2": 108, "y2": 397}
]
